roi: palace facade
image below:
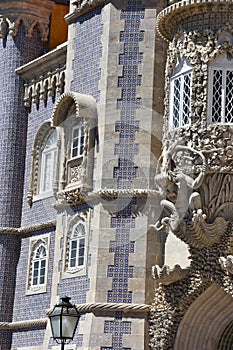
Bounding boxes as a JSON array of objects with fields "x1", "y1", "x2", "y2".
[{"x1": 1, "y1": 1, "x2": 233, "y2": 349}]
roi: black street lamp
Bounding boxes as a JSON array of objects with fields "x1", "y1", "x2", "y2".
[{"x1": 49, "y1": 296, "x2": 80, "y2": 350}]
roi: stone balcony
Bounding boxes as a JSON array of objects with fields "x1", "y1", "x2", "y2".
[{"x1": 16, "y1": 42, "x2": 67, "y2": 109}]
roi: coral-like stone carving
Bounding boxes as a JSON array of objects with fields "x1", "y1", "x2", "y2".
[
  {"x1": 150, "y1": 6, "x2": 233, "y2": 350},
  {"x1": 219, "y1": 255, "x2": 233, "y2": 274}
]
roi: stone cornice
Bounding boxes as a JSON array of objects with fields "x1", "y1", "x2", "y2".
[
  {"x1": 0, "y1": 0, "x2": 54, "y2": 41},
  {"x1": 16, "y1": 42, "x2": 67, "y2": 80},
  {"x1": 157, "y1": 0, "x2": 233, "y2": 41},
  {"x1": 65, "y1": 0, "x2": 105, "y2": 23}
]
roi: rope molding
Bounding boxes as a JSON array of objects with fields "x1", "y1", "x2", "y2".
[
  {"x1": 46, "y1": 302, "x2": 151, "y2": 315},
  {"x1": 0, "y1": 303, "x2": 150, "y2": 330},
  {"x1": 0, "y1": 221, "x2": 56, "y2": 235},
  {"x1": 73, "y1": 302, "x2": 150, "y2": 313},
  {"x1": 0, "y1": 318, "x2": 48, "y2": 330}
]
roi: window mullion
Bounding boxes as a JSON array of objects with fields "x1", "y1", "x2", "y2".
[
  {"x1": 179, "y1": 75, "x2": 184, "y2": 126},
  {"x1": 222, "y1": 69, "x2": 226, "y2": 123}
]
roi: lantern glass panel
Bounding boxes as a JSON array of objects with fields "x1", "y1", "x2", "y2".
[
  {"x1": 62, "y1": 315, "x2": 79, "y2": 338},
  {"x1": 50, "y1": 315, "x2": 61, "y2": 338}
]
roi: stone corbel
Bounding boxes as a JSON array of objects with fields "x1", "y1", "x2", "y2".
[{"x1": 152, "y1": 264, "x2": 189, "y2": 286}]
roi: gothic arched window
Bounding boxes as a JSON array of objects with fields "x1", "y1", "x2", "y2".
[
  {"x1": 169, "y1": 59, "x2": 192, "y2": 129},
  {"x1": 209, "y1": 52, "x2": 233, "y2": 124},
  {"x1": 32, "y1": 244, "x2": 47, "y2": 286},
  {"x1": 26, "y1": 235, "x2": 50, "y2": 295},
  {"x1": 69, "y1": 222, "x2": 86, "y2": 269}
]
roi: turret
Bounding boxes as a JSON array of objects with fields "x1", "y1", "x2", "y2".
[{"x1": 0, "y1": 1, "x2": 53, "y2": 347}]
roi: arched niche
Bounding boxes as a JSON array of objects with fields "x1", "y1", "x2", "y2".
[{"x1": 174, "y1": 283, "x2": 233, "y2": 350}]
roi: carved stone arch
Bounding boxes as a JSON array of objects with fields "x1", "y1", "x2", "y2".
[
  {"x1": 51, "y1": 91, "x2": 97, "y2": 127},
  {"x1": 174, "y1": 283, "x2": 233, "y2": 350},
  {"x1": 27, "y1": 120, "x2": 57, "y2": 206}
]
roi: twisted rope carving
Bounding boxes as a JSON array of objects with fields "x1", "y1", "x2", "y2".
[
  {"x1": 0, "y1": 303, "x2": 150, "y2": 330},
  {"x1": 45, "y1": 302, "x2": 150, "y2": 315},
  {"x1": 0, "y1": 318, "x2": 47, "y2": 330},
  {"x1": 75, "y1": 302, "x2": 150, "y2": 313},
  {"x1": 0, "y1": 221, "x2": 55, "y2": 235}
]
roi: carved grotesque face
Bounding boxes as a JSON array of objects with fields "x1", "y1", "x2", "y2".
[{"x1": 166, "y1": 177, "x2": 178, "y2": 203}]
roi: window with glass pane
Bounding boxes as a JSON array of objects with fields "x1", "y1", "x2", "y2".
[
  {"x1": 211, "y1": 67, "x2": 233, "y2": 123},
  {"x1": 69, "y1": 223, "x2": 86, "y2": 269},
  {"x1": 32, "y1": 245, "x2": 47, "y2": 286},
  {"x1": 71, "y1": 125, "x2": 85, "y2": 158},
  {"x1": 170, "y1": 71, "x2": 191, "y2": 128},
  {"x1": 39, "y1": 130, "x2": 57, "y2": 193}
]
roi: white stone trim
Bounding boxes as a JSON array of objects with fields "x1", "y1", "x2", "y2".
[{"x1": 26, "y1": 233, "x2": 50, "y2": 296}]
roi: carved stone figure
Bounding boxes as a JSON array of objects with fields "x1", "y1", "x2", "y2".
[{"x1": 153, "y1": 144, "x2": 206, "y2": 232}]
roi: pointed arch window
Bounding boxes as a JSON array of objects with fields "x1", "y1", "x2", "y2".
[
  {"x1": 26, "y1": 235, "x2": 50, "y2": 295},
  {"x1": 32, "y1": 244, "x2": 47, "y2": 286},
  {"x1": 169, "y1": 59, "x2": 192, "y2": 129},
  {"x1": 69, "y1": 222, "x2": 86, "y2": 269},
  {"x1": 209, "y1": 53, "x2": 233, "y2": 124}
]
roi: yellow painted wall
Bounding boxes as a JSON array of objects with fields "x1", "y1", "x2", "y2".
[{"x1": 50, "y1": 4, "x2": 69, "y2": 50}]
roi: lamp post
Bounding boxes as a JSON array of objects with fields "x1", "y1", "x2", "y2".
[{"x1": 49, "y1": 296, "x2": 80, "y2": 350}]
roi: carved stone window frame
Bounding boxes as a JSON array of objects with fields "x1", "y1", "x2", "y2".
[
  {"x1": 27, "y1": 121, "x2": 60, "y2": 206},
  {"x1": 62, "y1": 213, "x2": 89, "y2": 279},
  {"x1": 51, "y1": 91, "x2": 97, "y2": 199},
  {"x1": 169, "y1": 58, "x2": 192, "y2": 129},
  {"x1": 26, "y1": 234, "x2": 50, "y2": 295}
]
